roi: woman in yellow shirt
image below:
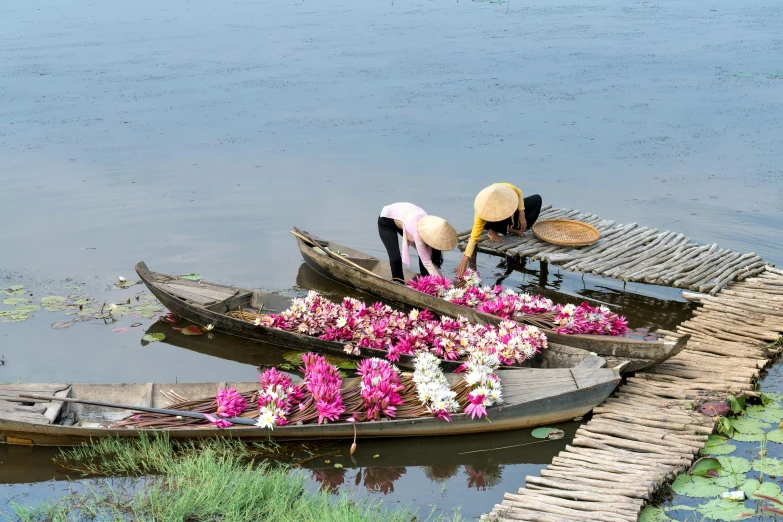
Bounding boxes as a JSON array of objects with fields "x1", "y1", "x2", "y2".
[{"x1": 455, "y1": 183, "x2": 542, "y2": 277}]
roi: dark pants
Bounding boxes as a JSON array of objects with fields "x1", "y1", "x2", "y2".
[
  {"x1": 484, "y1": 194, "x2": 543, "y2": 235},
  {"x1": 378, "y1": 216, "x2": 443, "y2": 281}
]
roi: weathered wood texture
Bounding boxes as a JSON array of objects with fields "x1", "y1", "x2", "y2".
[
  {"x1": 458, "y1": 205, "x2": 772, "y2": 295},
  {"x1": 482, "y1": 267, "x2": 783, "y2": 521}
]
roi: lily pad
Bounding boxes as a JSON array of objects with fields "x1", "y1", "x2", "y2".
[
  {"x1": 750, "y1": 481, "x2": 783, "y2": 501},
  {"x1": 71, "y1": 299, "x2": 91, "y2": 306},
  {"x1": 10, "y1": 313, "x2": 31, "y2": 322},
  {"x1": 141, "y1": 333, "x2": 166, "y2": 343},
  {"x1": 731, "y1": 417, "x2": 770, "y2": 434},
  {"x1": 717, "y1": 456, "x2": 752, "y2": 475},
  {"x1": 531, "y1": 427, "x2": 565, "y2": 440},
  {"x1": 760, "y1": 392, "x2": 778, "y2": 406},
  {"x1": 333, "y1": 463, "x2": 343, "y2": 468},
  {"x1": 695, "y1": 498, "x2": 754, "y2": 521},
  {"x1": 2, "y1": 298, "x2": 29, "y2": 306},
  {"x1": 710, "y1": 456, "x2": 750, "y2": 489},
  {"x1": 690, "y1": 457, "x2": 721, "y2": 477},
  {"x1": 115, "y1": 280, "x2": 140, "y2": 289},
  {"x1": 671, "y1": 474, "x2": 725, "y2": 498},
  {"x1": 113, "y1": 327, "x2": 130, "y2": 333},
  {"x1": 729, "y1": 395, "x2": 746, "y2": 415},
  {"x1": 753, "y1": 457, "x2": 783, "y2": 476},
  {"x1": 138, "y1": 294, "x2": 157, "y2": 301},
  {"x1": 766, "y1": 430, "x2": 783, "y2": 444},
  {"x1": 40, "y1": 296, "x2": 67, "y2": 305},
  {"x1": 740, "y1": 479, "x2": 761, "y2": 498},
  {"x1": 731, "y1": 431, "x2": 767, "y2": 443},
  {"x1": 51, "y1": 319, "x2": 78, "y2": 329},
  {"x1": 745, "y1": 405, "x2": 783, "y2": 424},
  {"x1": 181, "y1": 326, "x2": 205, "y2": 336},
  {"x1": 639, "y1": 507, "x2": 673, "y2": 522},
  {"x1": 701, "y1": 440, "x2": 737, "y2": 455},
  {"x1": 4, "y1": 285, "x2": 25, "y2": 295},
  {"x1": 15, "y1": 304, "x2": 40, "y2": 314},
  {"x1": 179, "y1": 274, "x2": 202, "y2": 281}
]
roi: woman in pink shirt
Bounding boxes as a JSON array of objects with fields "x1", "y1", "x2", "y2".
[{"x1": 378, "y1": 203, "x2": 458, "y2": 283}]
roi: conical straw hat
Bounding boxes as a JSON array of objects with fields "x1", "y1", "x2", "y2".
[
  {"x1": 417, "y1": 216, "x2": 458, "y2": 251},
  {"x1": 474, "y1": 185, "x2": 518, "y2": 222}
]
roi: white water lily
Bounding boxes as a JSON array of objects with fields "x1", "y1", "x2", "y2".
[
  {"x1": 205, "y1": 324, "x2": 214, "y2": 331},
  {"x1": 109, "y1": 303, "x2": 117, "y2": 312},
  {"x1": 256, "y1": 408, "x2": 277, "y2": 429},
  {"x1": 118, "y1": 276, "x2": 126, "y2": 282},
  {"x1": 253, "y1": 317, "x2": 262, "y2": 326}
]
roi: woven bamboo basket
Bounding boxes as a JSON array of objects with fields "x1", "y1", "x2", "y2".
[{"x1": 532, "y1": 219, "x2": 600, "y2": 247}]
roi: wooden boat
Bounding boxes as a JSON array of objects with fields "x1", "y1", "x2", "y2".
[
  {"x1": 292, "y1": 229, "x2": 690, "y2": 372},
  {"x1": 0, "y1": 363, "x2": 620, "y2": 446},
  {"x1": 135, "y1": 261, "x2": 610, "y2": 372}
]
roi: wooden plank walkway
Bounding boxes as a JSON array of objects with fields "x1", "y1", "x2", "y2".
[
  {"x1": 457, "y1": 205, "x2": 770, "y2": 295},
  {"x1": 483, "y1": 266, "x2": 783, "y2": 521}
]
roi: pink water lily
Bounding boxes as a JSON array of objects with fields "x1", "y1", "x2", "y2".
[
  {"x1": 204, "y1": 413, "x2": 233, "y2": 429},
  {"x1": 215, "y1": 388, "x2": 247, "y2": 418},
  {"x1": 301, "y1": 353, "x2": 345, "y2": 424},
  {"x1": 464, "y1": 393, "x2": 487, "y2": 420},
  {"x1": 357, "y1": 358, "x2": 404, "y2": 421}
]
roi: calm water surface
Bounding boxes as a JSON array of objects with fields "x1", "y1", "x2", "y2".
[{"x1": 1, "y1": 0, "x2": 782, "y2": 518}]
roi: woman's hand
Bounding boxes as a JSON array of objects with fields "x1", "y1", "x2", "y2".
[
  {"x1": 518, "y1": 210, "x2": 527, "y2": 233},
  {"x1": 455, "y1": 257, "x2": 469, "y2": 278}
]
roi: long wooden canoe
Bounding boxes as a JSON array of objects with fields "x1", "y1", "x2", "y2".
[
  {"x1": 292, "y1": 229, "x2": 689, "y2": 372},
  {"x1": 0, "y1": 364, "x2": 620, "y2": 446},
  {"x1": 135, "y1": 262, "x2": 607, "y2": 372}
]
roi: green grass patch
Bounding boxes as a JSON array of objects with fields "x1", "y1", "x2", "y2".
[{"x1": 9, "y1": 434, "x2": 448, "y2": 522}]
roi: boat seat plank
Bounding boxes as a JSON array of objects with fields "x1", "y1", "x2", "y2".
[
  {"x1": 0, "y1": 411, "x2": 51, "y2": 425},
  {"x1": 154, "y1": 283, "x2": 215, "y2": 305},
  {"x1": 44, "y1": 387, "x2": 71, "y2": 424},
  {"x1": 165, "y1": 283, "x2": 236, "y2": 301},
  {"x1": 571, "y1": 369, "x2": 618, "y2": 389},
  {"x1": 503, "y1": 383, "x2": 579, "y2": 404},
  {"x1": 0, "y1": 402, "x2": 48, "y2": 414},
  {"x1": 151, "y1": 273, "x2": 238, "y2": 293},
  {"x1": 575, "y1": 355, "x2": 607, "y2": 369}
]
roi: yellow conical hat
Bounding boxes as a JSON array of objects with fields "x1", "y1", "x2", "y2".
[
  {"x1": 417, "y1": 216, "x2": 458, "y2": 251},
  {"x1": 474, "y1": 184, "x2": 518, "y2": 222}
]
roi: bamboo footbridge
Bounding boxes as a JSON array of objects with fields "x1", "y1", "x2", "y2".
[
  {"x1": 458, "y1": 210, "x2": 783, "y2": 521},
  {"x1": 458, "y1": 205, "x2": 767, "y2": 295}
]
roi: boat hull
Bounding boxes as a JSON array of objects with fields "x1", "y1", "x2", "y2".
[
  {"x1": 0, "y1": 375, "x2": 619, "y2": 446},
  {"x1": 293, "y1": 233, "x2": 689, "y2": 372}
]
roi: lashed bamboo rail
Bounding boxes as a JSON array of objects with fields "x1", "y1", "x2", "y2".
[
  {"x1": 457, "y1": 205, "x2": 772, "y2": 295},
  {"x1": 483, "y1": 267, "x2": 783, "y2": 521}
]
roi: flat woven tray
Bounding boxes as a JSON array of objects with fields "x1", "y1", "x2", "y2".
[{"x1": 532, "y1": 219, "x2": 600, "y2": 247}]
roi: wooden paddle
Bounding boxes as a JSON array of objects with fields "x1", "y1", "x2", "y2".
[
  {"x1": 7, "y1": 393, "x2": 258, "y2": 426},
  {"x1": 289, "y1": 229, "x2": 387, "y2": 281}
]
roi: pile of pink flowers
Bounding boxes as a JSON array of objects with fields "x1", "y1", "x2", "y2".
[
  {"x1": 301, "y1": 352, "x2": 345, "y2": 424},
  {"x1": 256, "y1": 291, "x2": 547, "y2": 366},
  {"x1": 204, "y1": 388, "x2": 247, "y2": 428},
  {"x1": 256, "y1": 367, "x2": 305, "y2": 429},
  {"x1": 204, "y1": 350, "x2": 507, "y2": 429},
  {"x1": 357, "y1": 358, "x2": 405, "y2": 421},
  {"x1": 409, "y1": 270, "x2": 628, "y2": 336},
  {"x1": 553, "y1": 302, "x2": 628, "y2": 336}
]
